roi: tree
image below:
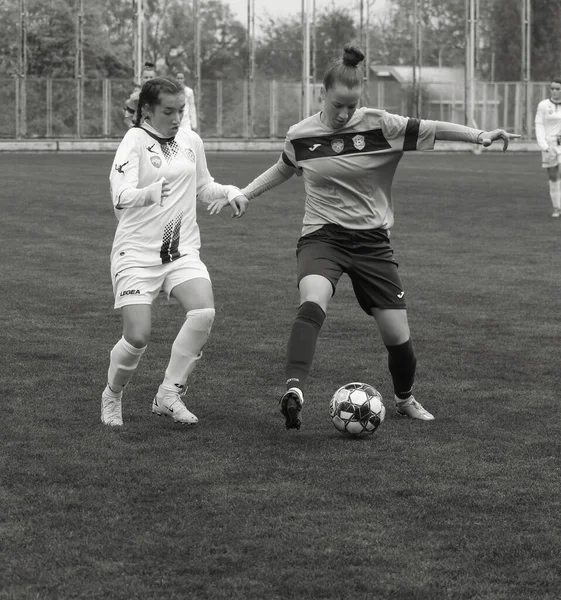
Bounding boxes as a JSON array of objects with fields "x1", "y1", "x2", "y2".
[
  {"x1": 491, "y1": 0, "x2": 561, "y2": 81},
  {"x1": 254, "y1": 6, "x2": 357, "y2": 81}
]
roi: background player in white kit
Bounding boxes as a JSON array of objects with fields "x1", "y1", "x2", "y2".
[
  {"x1": 535, "y1": 79, "x2": 561, "y2": 217},
  {"x1": 208, "y1": 44, "x2": 518, "y2": 431},
  {"x1": 175, "y1": 71, "x2": 198, "y2": 132},
  {"x1": 102, "y1": 76, "x2": 248, "y2": 427}
]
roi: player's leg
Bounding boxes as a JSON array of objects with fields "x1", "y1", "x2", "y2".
[
  {"x1": 349, "y1": 229, "x2": 433, "y2": 421},
  {"x1": 280, "y1": 232, "x2": 344, "y2": 429},
  {"x1": 555, "y1": 163, "x2": 561, "y2": 217},
  {"x1": 101, "y1": 266, "x2": 160, "y2": 426},
  {"x1": 545, "y1": 163, "x2": 561, "y2": 217},
  {"x1": 372, "y1": 309, "x2": 433, "y2": 421},
  {"x1": 153, "y1": 259, "x2": 215, "y2": 424},
  {"x1": 101, "y1": 305, "x2": 151, "y2": 426}
]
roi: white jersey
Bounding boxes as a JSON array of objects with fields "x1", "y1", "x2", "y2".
[
  {"x1": 535, "y1": 99, "x2": 561, "y2": 151},
  {"x1": 109, "y1": 125, "x2": 236, "y2": 274}
]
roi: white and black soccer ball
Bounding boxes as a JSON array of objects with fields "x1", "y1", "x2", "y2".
[{"x1": 329, "y1": 382, "x2": 386, "y2": 437}]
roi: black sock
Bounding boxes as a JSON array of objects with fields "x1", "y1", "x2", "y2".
[
  {"x1": 285, "y1": 301, "x2": 326, "y2": 391},
  {"x1": 386, "y1": 338, "x2": 417, "y2": 400}
]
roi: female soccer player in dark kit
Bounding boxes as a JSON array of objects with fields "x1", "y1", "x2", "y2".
[
  {"x1": 102, "y1": 76, "x2": 248, "y2": 427},
  {"x1": 208, "y1": 44, "x2": 519, "y2": 430}
]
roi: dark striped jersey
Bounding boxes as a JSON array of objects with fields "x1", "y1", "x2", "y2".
[{"x1": 281, "y1": 107, "x2": 437, "y2": 234}]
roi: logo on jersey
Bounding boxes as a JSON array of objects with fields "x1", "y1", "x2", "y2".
[
  {"x1": 309, "y1": 143, "x2": 321, "y2": 152},
  {"x1": 331, "y1": 139, "x2": 344, "y2": 153},
  {"x1": 114, "y1": 161, "x2": 129, "y2": 174},
  {"x1": 186, "y1": 149, "x2": 196, "y2": 163},
  {"x1": 150, "y1": 155, "x2": 162, "y2": 168},
  {"x1": 147, "y1": 144, "x2": 157, "y2": 154},
  {"x1": 352, "y1": 134, "x2": 365, "y2": 151}
]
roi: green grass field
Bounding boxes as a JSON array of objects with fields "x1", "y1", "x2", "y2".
[{"x1": 2, "y1": 151, "x2": 560, "y2": 600}]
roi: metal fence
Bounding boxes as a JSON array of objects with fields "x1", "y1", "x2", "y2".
[{"x1": 0, "y1": 77, "x2": 550, "y2": 140}]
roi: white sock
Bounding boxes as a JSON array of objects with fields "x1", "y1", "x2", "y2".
[
  {"x1": 549, "y1": 181, "x2": 560, "y2": 209},
  {"x1": 161, "y1": 308, "x2": 215, "y2": 393},
  {"x1": 107, "y1": 336, "x2": 146, "y2": 392}
]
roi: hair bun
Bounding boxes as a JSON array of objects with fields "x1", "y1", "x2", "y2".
[{"x1": 342, "y1": 44, "x2": 365, "y2": 67}]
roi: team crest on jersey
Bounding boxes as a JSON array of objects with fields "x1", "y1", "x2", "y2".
[
  {"x1": 150, "y1": 155, "x2": 162, "y2": 168},
  {"x1": 186, "y1": 149, "x2": 196, "y2": 163},
  {"x1": 352, "y1": 134, "x2": 365, "y2": 151},
  {"x1": 331, "y1": 139, "x2": 344, "y2": 153}
]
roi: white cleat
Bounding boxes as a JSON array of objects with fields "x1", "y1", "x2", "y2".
[
  {"x1": 101, "y1": 387, "x2": 123, "y2": 427},
  {"x1": 395, "y1": 395, "x2": 435, "y2": 421},
  {"x1": 152, "y1": 392, "x2": 198, "y2": 424},
  {"x1": 551, "y1": 210, "x2": 560, "y2": 218}
]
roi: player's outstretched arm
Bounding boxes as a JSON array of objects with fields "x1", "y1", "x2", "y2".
[
  {"x1": 433, "y1": 121, "x2": 520, "y2": 152},
  {"x1": 207, "y1": 157, "x2": 295, "y2": 216}
]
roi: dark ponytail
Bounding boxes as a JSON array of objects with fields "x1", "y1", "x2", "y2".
[{"x1": 323, "y1": 44, "x2": 365, "y2": 90}]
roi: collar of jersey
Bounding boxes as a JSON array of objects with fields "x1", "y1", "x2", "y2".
[{"x1": 136, "y1": 123, "x2": 176, "y2": 144}]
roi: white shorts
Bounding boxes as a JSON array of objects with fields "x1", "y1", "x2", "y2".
[
  {"x1": 541, "y1": 147, "x2": 561, "y2": 169},
  {"x1": 112, "y1": 254, "x2": 210, "y2": 309}
]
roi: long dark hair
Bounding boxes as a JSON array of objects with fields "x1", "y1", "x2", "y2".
[
  {"x1": 133, "y1": 77, "x2": 184, "y2": 126},
  {"x1": 323, "y1": 44, "x2": 365, "y2": 91}
]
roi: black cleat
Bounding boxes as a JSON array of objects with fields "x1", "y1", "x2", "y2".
[{"x1": 280, "y1": 387, "x2": 304, "y2": 430}]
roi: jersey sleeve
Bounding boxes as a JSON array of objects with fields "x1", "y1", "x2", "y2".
[
  {"x1": 192, "y1": 133, "x2": 240, "y2": 203},
  {"x1": 109, "y1": 131, "x2": 164, "y2": 209},
  {"x1": 380, "y1": 111, "x2": 436, "y2": 151},
  {"x1": 280, "y1": 128, "x2": 304, "y2": 174}
]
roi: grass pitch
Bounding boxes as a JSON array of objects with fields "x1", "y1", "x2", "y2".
[{"x1": 2, "y1": 150, "x2": 560, "y2": 599}]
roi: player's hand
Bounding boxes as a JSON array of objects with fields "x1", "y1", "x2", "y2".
[
  {"x1": 478, "y1": 129, "x2": 521, "y2": 152},
  {"x1": 548, "y1": 146, "x2": 558, "y2": 162},
  {"x1": 228, "y1": 194, "x2": 249, "y2": 219},
  {"x1": 206, "y1": 197, "x2": 230, "y2": 215},
  {"x1": 161, "y1": 179, "x2": 171, "y2": 203}
]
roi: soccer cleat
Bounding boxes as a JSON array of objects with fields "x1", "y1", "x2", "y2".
[
  {"x1": 101, "y1": 387, "x2": 123, "y2": 427},
  {"x1": 152, "y1": 391, "x2": 198, "y2": 424},
  {"x1": 395, "y1": 395, "x2": 435, "y2": 421},
  {"x1": 551, "y1": 210, "x2": 560, "y2": 218},
  {"x1": 280, "y1": 387, "x2": 304, "y2": 430}
]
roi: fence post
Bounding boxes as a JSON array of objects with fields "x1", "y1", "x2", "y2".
[
  {"x1": 269, "y1": 80, "x2": 277, "y2": 138},
  {"x1": 514, "y1": 83, "x2": 521, "y2": 138},
  {"x1": 243, "y1": 79, "x2": 249, "y2": 138},
  {"x1": 46, "y1": 78, "x2": 53, "y2": 137},
  {"x1": 103, "y1": 79, "x2": 110, "y2": 137},
  {"x1": 217, "y1": 80, "x2": 223, "y2": 138}
]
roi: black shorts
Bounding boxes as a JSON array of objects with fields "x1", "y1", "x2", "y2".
[{"x1": 296, "y1": 224, "x2": 406, "y2": 313}]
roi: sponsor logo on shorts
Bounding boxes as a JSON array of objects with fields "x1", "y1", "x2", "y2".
[
  {"x1": 120, "y1": 289, "x2": 141, "y2": 296},
  {"x1": 331, "y1": 139, "x2": 344, "y2": 153},
  {"x1": 352, "y1": 134, "x2": 365, "y2": 151},
  {"x1": 397, "y1": 291, "x2": 405, "y2": 298},
  {"x1": 150, "y1": 155, "x2": 162, "y2": 168}
]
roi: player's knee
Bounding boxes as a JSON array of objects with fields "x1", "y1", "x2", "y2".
[
  {"x1": 186, "y1": 307, "x2": 216, "y2": 335},
  {"x1": 124, "y1": 331, "x2": 150, "y2": 348}
]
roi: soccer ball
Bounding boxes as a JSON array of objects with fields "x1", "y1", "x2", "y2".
[{"x1": 329, "y1": 382, "x2": 386, "y2": 437}]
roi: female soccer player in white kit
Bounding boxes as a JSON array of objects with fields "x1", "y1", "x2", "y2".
[
  {"x1": 208, "y1": 44, "x2": 518, "y2": 431},
  {"x1": 101, "y1": 77, "x2": 248, "y2": 427},
  {"x1": 535, "y1": 78, "x2": 561, "y2": 217}
]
